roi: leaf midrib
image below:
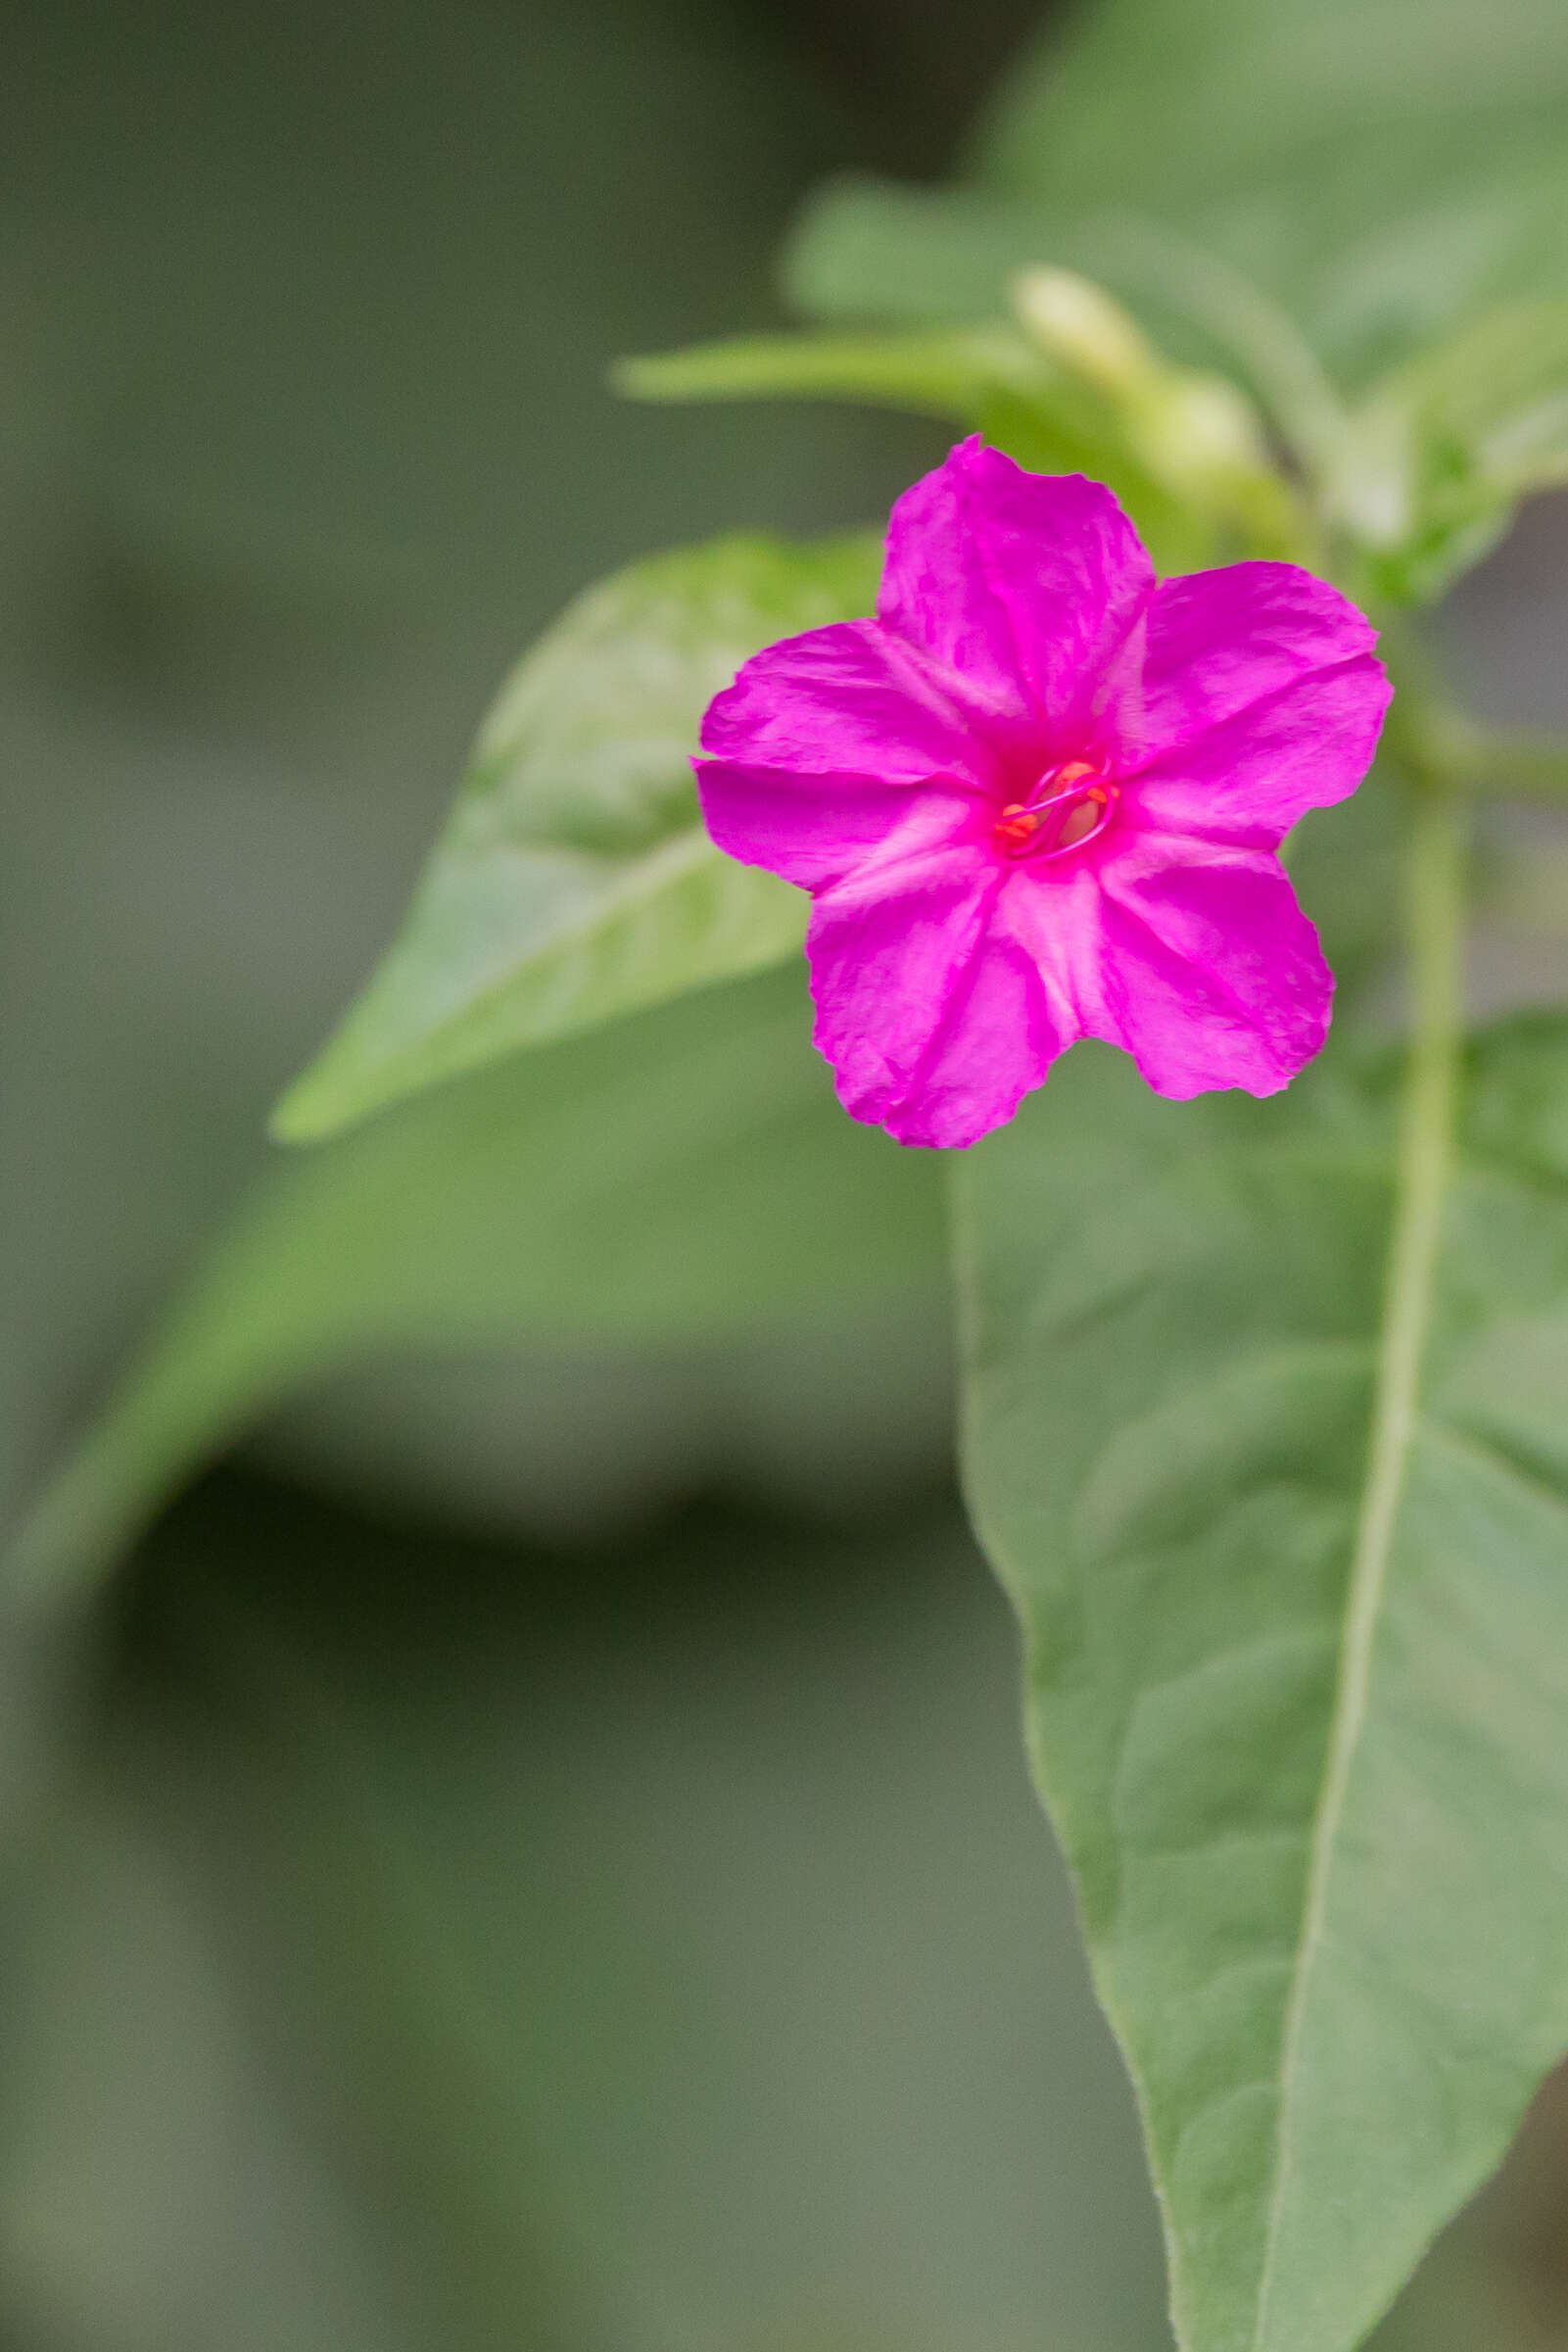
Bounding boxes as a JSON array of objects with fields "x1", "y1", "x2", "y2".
[
  {"x1": 276, "y1": 828, "x2": 802, "y2": 1138},
  {"x1": 1247, "y1": 792, "x2": 1466, "y2": 2352}
]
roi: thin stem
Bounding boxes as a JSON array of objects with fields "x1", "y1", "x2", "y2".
[
  {"x1": 1394, "y1": 706, "x2": 1568, "y2": 803},
  {"x1": 1465, "y1": 734, "x2": 1568, "y2": 802},
  {"x1": 1377, "y1": 631, "x2": 1568, "y2": 802},
  {"x1": 1256, "y1": 778, "x2": 1466, "y2": 2339}
]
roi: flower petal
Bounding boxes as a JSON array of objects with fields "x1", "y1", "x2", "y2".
[
  {"x1": 700, "y1": 617, "x2": 998, "y2": 789},
  {"x1": 805, "y1": 845, "x2": 1067, "y2": 1147},
  {"x1": 696, "y1": 760, "x2": 978, "y2": 890},
  {"x1": 1124, "y1": 565, "x2": 1390, "y2": 841},
  {"x1": 878, "y1": 438, "x2": 1155, "y2": 742},
  {"x1": 890, "y1": 930, "x2": 1069, "y2": 1148},
  {"x1": 1003, "y1": 837, "x2": 1331, "y2": 1098}
]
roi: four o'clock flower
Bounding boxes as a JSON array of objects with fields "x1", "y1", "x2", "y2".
[{"x1": 694, "y1": 438, "x2": 1390, "y2": 1149}]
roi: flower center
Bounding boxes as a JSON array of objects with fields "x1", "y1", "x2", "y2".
[{"x1": 992, "y1": 760, "x2": 1117, "y2": 861}]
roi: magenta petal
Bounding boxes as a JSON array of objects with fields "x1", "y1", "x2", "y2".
[
  {"x1": 878, "y1": 439, "x2": 1155, "y2": 736},
  {"x1": 805, "y1": 846, "x2": 1058, "y2": 1146},
  {"x1": 1099, "y1": 845, "x2": 1332, "y2": 1095},
  {"x1": 1125, "y1": 564, "x2": 1390, "y2": 840},
  {"x1": 1129, "y1": 654, "x2": 1390, "y2": 846},
  {"x1": 1005, "y1": 841, "x2": 1332, "y2": 1098},
  {"x1": 1139, "y1": 564, "x2": 1378, "y2": 745},
  {"x1": 887, "y1": 930, "x2": 1069, "y2": 1147},
  {"x1": 700, "y1": 617, "x2": 998, "y2": 789},
  {"x1": 696, "y1": 761, "x2": 978, "y2": 890}
]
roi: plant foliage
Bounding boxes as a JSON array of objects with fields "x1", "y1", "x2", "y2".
[{"x1": 18, "y1": 5, "x2": 1568, "y2": 2350}]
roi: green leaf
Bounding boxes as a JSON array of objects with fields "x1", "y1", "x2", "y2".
[
  {"x1": 272, "y1": 532, "x2": 880, "y2": 1143},
  {"x1": 784, "y1": 181, "x2": 1123, "y2": 332},
  {"x1": 787, "y1": 2, "x2": 1568, "y2": 394},
  {"x1": 1343, "y1": 299, "x2": 1568, "y2": 600},
  {"x1": 976, "y1": 0, "x2": 1568, "y2": 388},
  {"x1": 615, "y1": 327, "x2": 1228, "y2": 574},
  {"x1": 783, "y1": 188, "x2": 1363, "y2": 493},
  {"x1": 24, "y1": 1486, "x2": 1170, "y2": 2352},
  {"x1": 1365, "y1": 299, "x2": 1568, "y2": 492},
  {"x1": 957, "y1": 1003, "x2": 1568, "y2": 2352},
  {"x1": 11, "y1": 969, "x2": 944, "y2": 1606},
  {"x1": 613, "y1": 326, "x2": 1054, "y2": 420}
]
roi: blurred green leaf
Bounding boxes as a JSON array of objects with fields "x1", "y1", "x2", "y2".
[
  {"x1": 787, "y1": 0, "x2": 1568, "y2": 397},
  {"x1": 958, "y1": 1015, "x2": 1568, "y2": 2352},
  {"x1": 7, "y1": 1478, "x2": 1174, "y2": 2352},
  {"x1": 783, "y1": 189, "x2": 1361, "y2": 495},
  {"x1": 784, "y1": 182, "x2": 1066, "y2": 331},
  {"x1": 1344, "y1": 300, "x2": 1568, "y2": 600},
  {"x1": 617, "y1": 323, "x2": 1225, "y2": 571},
  {"x1": 614, "y1": 326, "x2": 1054, "y2": 419},
  {"x1": 272, "y1": 533, "x2": 879, "y2": 1143},
  {"x1": 978, "y1": 0, "x2": 1568, "y2": 389},
  {"x1": 12, "y1": 969, "x2": 943, "y2": 1604},
  {"x1": 1367, "y1": 300, "x2": 1568, "y2": 491}
]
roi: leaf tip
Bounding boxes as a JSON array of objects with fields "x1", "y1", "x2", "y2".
[
  {"x1": 266, "y1": 1059, "x2": 355, "y2": 1147},
  {"x1": 609, "y1": 351, "x2": 682, "y2": 402}
]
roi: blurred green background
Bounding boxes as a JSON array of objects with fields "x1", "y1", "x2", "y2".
[{"x1": 7, "y1": 3, "x2": 1568, "y2": 2347}]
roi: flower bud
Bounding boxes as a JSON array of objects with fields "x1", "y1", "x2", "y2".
[
  {"x1": 1010, "y1": 264, "x2": 1309, "y2": 560},
  {"x1": 1010, "y1": 266, "x2": 1154, "y2": 399}
]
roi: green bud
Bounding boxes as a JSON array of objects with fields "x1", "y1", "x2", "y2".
[
  {"x1": 1010, "y1": 262, "x2": 1313, "y2": 563},
  {"x1": 1009, "y1": 267, "x2": 1154, "y2": 399}
]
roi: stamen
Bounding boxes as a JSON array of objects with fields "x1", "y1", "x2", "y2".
[
  {"x1": 993, "y1": 764, "x2": 1116, "y2": 861},
  {"x1": 995, "y1": 803, "x2": 1041, "y2": 852}
]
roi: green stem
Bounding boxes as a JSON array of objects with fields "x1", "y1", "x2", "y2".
[
  {"x1": 1464, "y1": 734, "x2": 1568, "y2": 802},
  {"x1": 1377, "y1": 632, "x2": 1568, "y2": 801},
  {"x1": 1402, "y1": 710, "x2": 1568, "y2": 802}
]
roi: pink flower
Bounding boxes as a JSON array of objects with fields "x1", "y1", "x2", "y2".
[{"x1": 695, "y1": 437, "x2": 1391, "y2": 1149}]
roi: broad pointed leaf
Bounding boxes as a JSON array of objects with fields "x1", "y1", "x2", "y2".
[
  {"x1": 14, "y1": 970, "x2": 943, "y2": 1604},
  {"x1": 272, "y1": 533, "x2": 879, "y2": 1142},
  {"x1": 956, "y1": 1015, "x2": 1568, "y2": 2352}
]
